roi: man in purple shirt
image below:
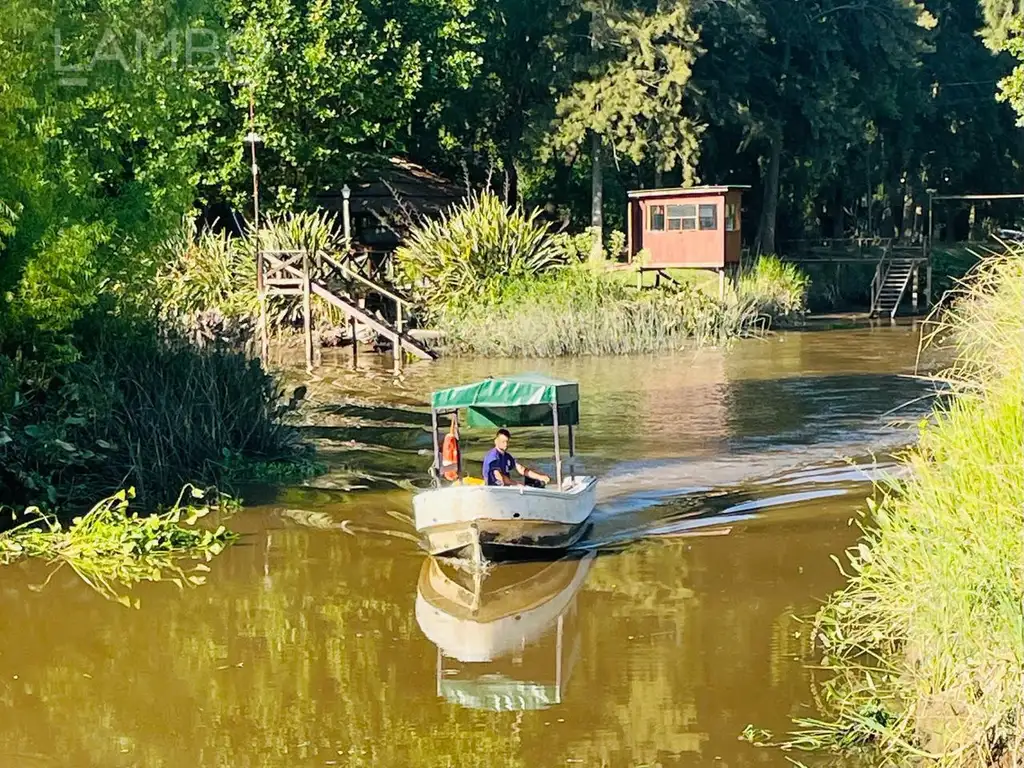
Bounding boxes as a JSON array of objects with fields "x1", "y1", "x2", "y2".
[{"x1": 482, "y1": 429, "x2": 551, "y2": 487}]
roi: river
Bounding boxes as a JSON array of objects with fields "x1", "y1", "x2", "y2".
[{"x1": 0, "y1": 321, "x2": 939, "y2": 767}]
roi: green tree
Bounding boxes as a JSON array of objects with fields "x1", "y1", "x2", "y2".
[
  {"x1": 547, "y1": 0, "x2": 703, "y2": 261},
  {"x1": 689, "y1": 0, "x2": 928, "y2": 253},
  {"x1": 979, "y1": 0, "x2": 1024, "y2": 122},
  {"x1": 214, "y1": 0, "x2": 485, "y2": 207},
  {"x1": 0, "y1": 0, "x2": 216, "y2": 347}
]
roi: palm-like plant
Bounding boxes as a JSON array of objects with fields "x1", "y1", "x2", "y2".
[{"x1": 396, "y1": 190, "x2": 566, "y2": 315}]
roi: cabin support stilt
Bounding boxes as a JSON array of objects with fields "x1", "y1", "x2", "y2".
[
  {"x1": 302, "y1": 250, "x2": 314, "y2": 372},
  {"x1": 350, "y1": 316, "x2": 358, "y2": 368}
]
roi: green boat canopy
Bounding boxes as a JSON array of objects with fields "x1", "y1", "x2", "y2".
[{"x1": 430, "y1": 374, "x2": 579, "y2": 428}]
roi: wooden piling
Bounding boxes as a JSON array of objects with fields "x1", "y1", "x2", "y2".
[{"x1": 302, "y1": 249, "x2": 313, "y2": 372}]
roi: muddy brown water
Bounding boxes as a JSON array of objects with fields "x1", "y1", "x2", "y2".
[{"x1": 0, "y1": 321, "x2": 940, "y2": 767}]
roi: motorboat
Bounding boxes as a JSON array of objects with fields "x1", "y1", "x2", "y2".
[{"x1": 413, "y1": 374, "x2": 597, "y2": 559}]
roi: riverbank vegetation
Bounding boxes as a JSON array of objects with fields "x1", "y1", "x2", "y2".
[
  {"x1": 753, "y1": 251, "x2": 1024, "y2": 765},
  {"x1": 1, "y1": 322, "x2": 316, "y2": 515},
  {"x1": 397, "y1": 192, "x2": 809, "y2": 356},
  {"x1": 432, "y1": 259, "x2": 806, "y2": 357}
]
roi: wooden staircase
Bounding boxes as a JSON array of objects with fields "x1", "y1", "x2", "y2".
[
  {"x1": 260, "y1": 249, "x2": 436, "y2": 370},
  {"x1": 870, "y1": 256, "x2": 922, "y2": 319}
]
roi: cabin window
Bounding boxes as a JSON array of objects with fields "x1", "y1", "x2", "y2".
[
  {"x1": 725, "y1": 203, "x2": 738, "y2": 232},
  {"x1": 667, "y1": 204, "x2": 696, "y2": 231},
  {"x1": 699, "y1": 204, "x2": 718, "y2": 230},
  {"x1": 648, "y1": 205, "x2": 665, "y2": 231}
]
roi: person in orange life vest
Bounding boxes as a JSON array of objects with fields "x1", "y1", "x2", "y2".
[{"x1": 440, "y1": 415, "x2": 461, "y2": 483}]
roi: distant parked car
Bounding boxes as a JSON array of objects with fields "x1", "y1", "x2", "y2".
[{"x1": 995, "y1": 228, "x2": 1024, "y2": 243}]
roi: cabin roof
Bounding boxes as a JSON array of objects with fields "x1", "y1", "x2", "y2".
[
  {"x1": 319, "y1": 157, "x2": 463, "y2": 216},
  {"x1": 627, "y1": 185, "x2": 750, "y2": 200}
]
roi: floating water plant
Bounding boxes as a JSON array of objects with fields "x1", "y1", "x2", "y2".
[{"x1": 0, "y1": 486, "x2": 238, "y2": 606}]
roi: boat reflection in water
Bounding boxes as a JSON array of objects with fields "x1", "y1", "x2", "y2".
[{"x1": 415, "y1": 551, "x2": 595, "y2": 711}]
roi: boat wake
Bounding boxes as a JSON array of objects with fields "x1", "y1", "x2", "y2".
[{"x1": 576, "y1": 444, "x2": 907, "y2": 551}]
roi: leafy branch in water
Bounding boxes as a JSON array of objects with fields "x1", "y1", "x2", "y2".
[{"x1": 0, "y1": 486, "x2": 238, "y2": 607}]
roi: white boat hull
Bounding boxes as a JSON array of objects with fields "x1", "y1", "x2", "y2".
[{"x1": 413, "y1": 476, "x2": 598, "y2": 556}]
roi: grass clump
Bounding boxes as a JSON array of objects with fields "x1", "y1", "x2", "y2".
[
  {"x1": 156, "y1": 219, "x2": 258, "y2": 348},
  {"x1": 433, "y1": 266, "x2": 770, "y2": 357},
  {"x1": 156, "y1": 210, "x2": 352, "y2": 348},
  {"x1": 0, "y1": 487, "x2": 237, "y2": 605},
  {"x1": 735, "y1": 254, "x2": 809, "y2": 321},
  {"x1": 762, "y1": 251, "x2": 1024, "y2": 765}
]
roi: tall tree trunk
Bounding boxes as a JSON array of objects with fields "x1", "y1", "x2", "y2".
[
  {"x1": 832, "y1": 186, "x2": 846, "y2": 238},
  {"x1": 502, "y1": 152, "x2": 519, "y2": 206},
  {"x1": 883, "y1": 171, "x2": 903, "y2": 240},
  {"x1": 756, "y1": 129, "x2": 782, "y2": 256},
  {"x1": 590, "y1": 132, "x2": 604, "y2": 263}
]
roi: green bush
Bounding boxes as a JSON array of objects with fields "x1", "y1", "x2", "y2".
[
  {"x1": 929, "y1": 244, "x2": 982, "y2": 301},
  {"x1": 156, "y1": 220, "x2": 259, "y2": 347},
  {"x1": 0, "y1": 320, "x2": 312, "y2": 513},
  {"x1": 735, "y1": 255, "x2": 810, "y2": 320},
  {"x1": 396, "y1": 190, "x2": 567, "y2": 314},
  {"x1": 552, "y1": 228, "x2": 627, "y2": 262}
]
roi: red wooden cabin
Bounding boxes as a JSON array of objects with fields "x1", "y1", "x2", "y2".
[{"x1": 626, "y1": 186, "x2": 749, "y2": 271}]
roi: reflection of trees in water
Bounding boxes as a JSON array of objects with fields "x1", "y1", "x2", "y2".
[
  {"x1": 0, "y1": 508, "x2": 857, "y2": 768},
  {"x1": 0, "y1": 534, "x2": 527, "y2": 768}
]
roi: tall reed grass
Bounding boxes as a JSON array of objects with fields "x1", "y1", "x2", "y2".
[
  {"x1": 766, "y1": 252, "x2": 1024, "y2": 766},
  {"x1": 434, "y1": 266, "x2": 771, "y2": 357},
  {"x1": 0, "y1": 320, "x2": 312, "y2": 513},
  {"x1": 734, "y1": 254, "x2": 810, "y2": 320}
]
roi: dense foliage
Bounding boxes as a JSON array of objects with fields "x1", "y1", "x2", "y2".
[{"x1": 0, "y1": 324, "x2": 313, "y2": 512}]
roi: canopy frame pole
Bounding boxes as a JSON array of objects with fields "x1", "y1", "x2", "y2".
[
  {"x1": 551, "y1": 403, "x2": 562, "y2": 489},
  {"x1": 430, "y1": 407, "x2": 441, "y2": 489},
  {"x1": 567, "y1": 424, "x2": 575, "y2": 482},
  {"x1": 455, "y1": 410, "x2": 463, "y2": 481}
]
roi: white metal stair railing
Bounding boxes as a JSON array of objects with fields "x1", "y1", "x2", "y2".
[{"x1": 870, "y1": 258, "x2": 916, "y2": 319}]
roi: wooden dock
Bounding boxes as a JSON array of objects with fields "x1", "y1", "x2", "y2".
[{"x1": 778, "y1": 237, "x2": 932, "y2": 318}]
